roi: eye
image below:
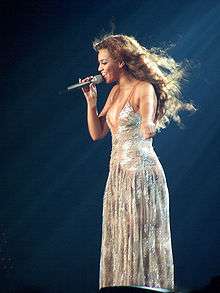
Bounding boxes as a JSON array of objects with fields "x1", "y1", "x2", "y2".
[{"x1": 99, "y1": 60, "x2": 107, "y2": 65}]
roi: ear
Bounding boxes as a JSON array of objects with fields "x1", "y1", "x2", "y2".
[{"x1": 119, "y1": 60, "x2": 125, "y2": 68}]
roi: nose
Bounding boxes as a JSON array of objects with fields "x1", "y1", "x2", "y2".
[{"x1": 98, "y1": 64, "x2": 103, "y2": 72}]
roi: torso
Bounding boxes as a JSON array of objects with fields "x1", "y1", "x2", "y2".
[
  {"x1": 106, "y1": 81, "x2": 143, "y2": 133},
  {"x1": 109, "y1": 81, "x2": 141, "y2": 114},
  {"x1": 102, "y1": 79, "x2": 157, "y2": 136}
]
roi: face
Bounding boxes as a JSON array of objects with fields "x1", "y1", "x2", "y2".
[{"x1": 97, "y1": 49, "x2": 123, "y2": 83}]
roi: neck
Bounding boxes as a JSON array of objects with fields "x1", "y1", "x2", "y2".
[{"x1": 117, "y1": 71, "x2": 137, "y2": 90}]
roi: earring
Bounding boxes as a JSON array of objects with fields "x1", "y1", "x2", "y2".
[{"x1": 120, "y1": 61, "x2": 125, "y2": 68}]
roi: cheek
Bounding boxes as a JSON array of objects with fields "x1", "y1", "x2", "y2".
[
  {"x1": 106, "y1": 64, "x2": 113, "y2": 72},
  {"x1": 108, "y1": 64, "x2": 118, "y2": 75}
]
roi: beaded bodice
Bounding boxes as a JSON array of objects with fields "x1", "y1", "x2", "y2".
[{"x1": 106, "y1": 102, "x2": 157, "y2": 172}]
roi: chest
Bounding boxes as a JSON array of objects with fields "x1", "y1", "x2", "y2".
[
  {"x1": 109, "y1": 94, "x2": 139, "y2": 120},
  {"x1": 106, "y1": 100, "x2": 140, "y2": 134}
]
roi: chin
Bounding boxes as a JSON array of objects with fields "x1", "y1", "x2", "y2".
[
  {"x1": 105, "y1": 78, "x2": 113, "y2": 84},
  {"x1": 107, "y1": 77, "x2": 117, "y2": 84}
]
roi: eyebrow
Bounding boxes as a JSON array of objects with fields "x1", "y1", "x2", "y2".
[{"x1": 98, "y1": 58, "x2": 108, "y2": 62}]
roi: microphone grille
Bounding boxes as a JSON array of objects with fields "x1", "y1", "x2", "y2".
[{"x1": 92, "y1": 74, "x2": 103, "y2": 84}]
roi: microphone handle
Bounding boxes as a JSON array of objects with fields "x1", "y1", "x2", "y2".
[
  {"x1": 59, "y1": 75, "x2": 102, "y2": 95},
  {"x1": 58, "y1": 80, "x2": 91, "y2": 95},
  {"x1": 67, "y1": 80, "x2": 91, "y2": 90}
]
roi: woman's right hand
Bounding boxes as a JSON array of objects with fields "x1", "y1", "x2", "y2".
[{"x1": 79, "y1": 76, "x2": 97, "y2": 108}]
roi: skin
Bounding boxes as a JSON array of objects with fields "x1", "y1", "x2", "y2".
[{"x1": 80, "y1": 48, "x2": 157, "y2": 141}]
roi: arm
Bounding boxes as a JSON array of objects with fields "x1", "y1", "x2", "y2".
[
  {"x1": 86, "y1": 100, "x2": 110, "y2": 141},
  {"x1": 138, "y1": 82, "x2": 157, "y2": 139},
  {"x1": 86, "y1": 103, "x2": 104, "y2": 141},
  {"x1": 80, "y1": 76, "x2": 116, "y2": 141}
]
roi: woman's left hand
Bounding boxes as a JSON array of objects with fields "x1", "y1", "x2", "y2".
[{"x1": 140, "y1": 122, "x2": 156, "y2": 139}]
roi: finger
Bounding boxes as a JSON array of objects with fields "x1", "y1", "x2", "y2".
[
  {"x1": 143, "y1": 130, "x2": 154, "y2": 139},
  {"x1": 90, "y1": 83, "x2": 96, "y2": 91},
  {"x1": 90, "y1": 83, "x2": 96, "y2": 89},
  {"x1": 79, "y1": 79, "x2": 85, "y2": 91},
  {"x1": 83, "y1": 76, "x2": 93, "y2": 82},
  {"x1": 81, "y1": 77, "x2": 88, "y2": 83}
]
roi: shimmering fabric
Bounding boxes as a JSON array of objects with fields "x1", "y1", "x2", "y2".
[{"x1": 99, "y1": 101, "x2": 174, "y2": 290}]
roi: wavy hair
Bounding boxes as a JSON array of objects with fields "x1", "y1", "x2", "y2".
[{"x1": 93, "y1": 34, "x2": 196, "y2": 131}]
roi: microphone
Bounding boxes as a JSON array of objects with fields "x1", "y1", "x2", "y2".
[{"x1": 59, "y1": 74, "x2": 103, "y2": 94}]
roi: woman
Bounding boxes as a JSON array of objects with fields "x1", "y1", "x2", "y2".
[{"x1": 80, "y1": 34, "x2": 195, "y2": 290}]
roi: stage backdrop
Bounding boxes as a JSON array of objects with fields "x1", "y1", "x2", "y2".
[{"x1": 1, "y1": 0, "x2": 220, "y2": 292}]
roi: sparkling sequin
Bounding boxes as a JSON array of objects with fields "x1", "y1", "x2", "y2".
[{"x1": 99, "y1": 101, "x2": 174, "y2": 289}]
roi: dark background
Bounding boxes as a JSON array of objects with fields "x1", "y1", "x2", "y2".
[{"x1": 1, "y1": 0, "x2": 220, "y2": 292}]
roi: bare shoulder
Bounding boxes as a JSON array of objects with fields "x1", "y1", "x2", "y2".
[
  {"x1": 136, "y1": 80, "x2": 155, "y2": 96},
  {"x1": 132, "y1": 81, "x2": 155, "y2": 106}
]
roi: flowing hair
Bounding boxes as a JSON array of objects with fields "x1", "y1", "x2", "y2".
[{"x1": 93, "y1": 34, "x2": 196, "y2": 131}]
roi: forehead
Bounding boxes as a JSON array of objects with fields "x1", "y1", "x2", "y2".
[{"x1": 98, "y1": 48, "x2": 112, "y2": 61}]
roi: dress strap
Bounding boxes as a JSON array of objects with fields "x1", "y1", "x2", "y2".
[
  {"x1": 127, "y1": 81, "x2": 142, "y2": 104},
  {"x1": 111, "y1": 80, "x2": 142, "y2": 107}
]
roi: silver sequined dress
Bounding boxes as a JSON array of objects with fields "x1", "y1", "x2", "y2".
[{"x1": 99, "y1": 100, "x2": 174, "y2": 290}]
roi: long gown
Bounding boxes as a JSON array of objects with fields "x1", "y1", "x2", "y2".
[{"x1": 99, "y1": 88, "x2": 174, "y2": 290}]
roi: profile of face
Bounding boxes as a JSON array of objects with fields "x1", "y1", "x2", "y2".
[{"x1": 97, "y1": 48, "x2": 124, "y2": 83}]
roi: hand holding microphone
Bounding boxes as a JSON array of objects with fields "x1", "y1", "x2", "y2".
[
  {"x1": 59, "y1": 74, "x2": 103, "y2": 102},
  {"x1": 79, "y1": 76, "x2": 99, "y2": 107}
]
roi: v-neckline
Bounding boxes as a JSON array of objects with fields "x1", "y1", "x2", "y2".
[
  {"x1": 108, "y1": 81, "x2": 141, "y2": 116},
  {"x1": 106, "y1": 99, "x2": 140, "y2": 135},
  {"x1": 106, "y1": 101, "x2": 140, "y2": 134}
]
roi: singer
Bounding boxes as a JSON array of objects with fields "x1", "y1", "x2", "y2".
[{"x1": 80, "y1": 34, "x2": 195, "y2": 290}]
